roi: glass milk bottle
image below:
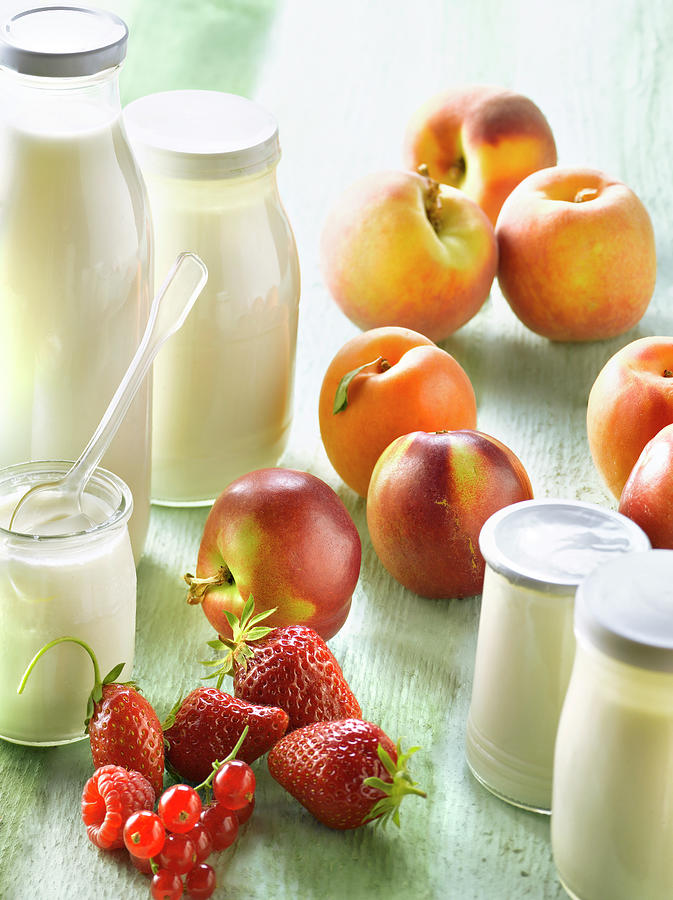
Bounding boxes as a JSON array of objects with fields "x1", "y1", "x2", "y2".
[
  {"x1": 465, "y1": 499, "x2": 650, "y2": 813},
  {"x1": 552, "y1": 550, "x2": 673, "y2": 900},
  {"x1": 0, "y1": 461, "x2": 136, "y2": 746},
  {"x1": 124, "y1": 91, "x2": 300, "y2": 505},
  {"x1": 0, "y1": 7, "x2": 152, "y2": 559}
]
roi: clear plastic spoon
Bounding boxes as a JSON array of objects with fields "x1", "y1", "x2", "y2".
[{"x1": 9, "y1": 251, "x2": 208, "y2": 534}]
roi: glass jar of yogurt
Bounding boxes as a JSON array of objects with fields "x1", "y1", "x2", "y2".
[
  {"x1": 0, "y1": 461, "x2": 136, "y2": 746},
  {"x1": 0, "y1": 7, "x2": 152, "y2": 560},
  {"x1": 552, "y1": 549, "x2": 673, "y2": 900},
  {"x1": 124, "y1": 90, "x2": 300, "y2": 505},
  {"x1": 465, "y1": 499, "x2": 650, "y2": 813}
]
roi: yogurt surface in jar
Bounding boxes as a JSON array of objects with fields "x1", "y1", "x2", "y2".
[
  {"x1": 0, "y1": 462, "x2": 136, "y2": 746},
  {"x1": 465, "y1": 499, "x2": 650, "y2": 813},
  {"x1": 552, "y1": 550, "x2": 673, "y2": 900}
]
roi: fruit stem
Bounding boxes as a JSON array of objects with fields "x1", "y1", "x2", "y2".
[
  {"x1": 573, "y1": 187, "x2": 599, "y2": 203},
  {"x1": 17, "y1": 635, "x2": 102, "y2": 694},
  {"x1": 417, "y1": 164, "x2": 443, "y2": 233},
  {"x1": 17, "y1": 635, "x2": 127, "y2": 729},
  {"x1": 193, "y1": 725, "x2": 250, "y2": 794},
  {"x1": 333, "y1": 356, "x2": 390, "y2": 415},
  {"x1": 185, "y1": 565, "x2": 234, "y2": 604}
]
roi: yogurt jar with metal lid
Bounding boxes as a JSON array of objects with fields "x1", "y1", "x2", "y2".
[
  {"x1": 552, "y1": 549, "x2": 673, "y2": 900},
  {"x1": 465, "y1": 498, "x2": 650, "y2": 813},
  {"x1": 124, "y1": 90, "x2": 300, "y2": 506}
]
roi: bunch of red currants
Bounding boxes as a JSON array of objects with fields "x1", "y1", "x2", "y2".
[{"x1": 83, "y1": 755, "x2": 256, "y2": 900}]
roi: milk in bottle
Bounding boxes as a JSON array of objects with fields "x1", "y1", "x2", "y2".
[{"x1": 0, "y1": 7, "x2": 151, "y2": 558}]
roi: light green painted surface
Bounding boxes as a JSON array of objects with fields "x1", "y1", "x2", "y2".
[{"x1": 1, "y1": 0, "x2": 672, "y2": 897}]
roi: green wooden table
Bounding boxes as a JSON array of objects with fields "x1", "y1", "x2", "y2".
[{"x1": 1, "y1": 0, "x2": 672, "y2": 897}]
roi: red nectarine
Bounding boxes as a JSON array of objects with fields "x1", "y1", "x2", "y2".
[{"x1": 366, "y1": 430, "x2": 533, "y2": 598}]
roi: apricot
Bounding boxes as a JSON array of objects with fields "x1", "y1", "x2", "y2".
[{"x1": 318, "y1": 327, "x2": 476, "y2": 497}]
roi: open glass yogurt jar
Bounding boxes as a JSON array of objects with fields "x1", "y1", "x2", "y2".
[
  {"x1": 0, "y1": 461, "x2": 136, "y2": 746},
  {"x1": 465, "y1": 498, "x2": 650, "y2": 813}
]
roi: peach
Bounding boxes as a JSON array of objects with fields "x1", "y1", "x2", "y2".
[
  {"x1": 587, "y1": 337, "x2": 673, "y2": 498},
  {"x1": 619, "y1": 424, "x2": 673, "y2": 549},
  {"x1": 366, "y1": 430, "x2": 533, "y2": 598},
  {"x1": 496, "y1": 166, "x2": 656, "y2": 341},
  {"x1": 186, "y1": 468, "x2": 361, "y2": 640},
  {"x1": 404, "y1": 85, "x2": 557, "y2": 225},
  {"x1": 319, "y1": 326, "x2": 477, "y2": 497},
  {"x1": 320, "y1": 169, "x2": 497, "y2": 342}
]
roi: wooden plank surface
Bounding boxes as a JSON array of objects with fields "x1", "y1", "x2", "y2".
[{"x1": 1, "y1": 0, "x2": 672, "y2": 897}]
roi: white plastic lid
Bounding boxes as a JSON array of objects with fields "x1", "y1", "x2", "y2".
[
  {"x1": 575, "y1": 550, "x2": 673, "y2": 672},
  {"x1": 479, "y1": 498, "x2": 651, "y2": 594},
  {"x1": 0, "y1": 6, "x2": 128, "y2": 78},
  {"x1": 124, "y1": 90, "x2": 281, "y2": 180}
]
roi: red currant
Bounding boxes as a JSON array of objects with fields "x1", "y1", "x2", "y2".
[
  {"x1": 185, "y1": 822, "x2": 213, "y2": 863},
  {"x1": 123, "y1": 810, "x2": 166, "y2": 859},
  {"x1": 129, "y1": 851, "x2": 153, "y2": 875},
  {"x1": 150, "y1": 868, "x2": 183, "y2": 900},
  {"x1": 200, "y1": 802, "x2": 239, "y2": 851},
  {"x1": 185, "y1": 863, "x2": 216, "y2": 899},
  {"x1": 213, "y1": 759, "x2": 256, "y2": 810},
  {"x1": 156, "y1": 832, "x2": 196, "y2": 875},
  {"x1": 235, "y1": 795, "x2": 255, "y2": 825},
  {"x1": 158, "y1": 784, "x2": 202, "y2": 834}
]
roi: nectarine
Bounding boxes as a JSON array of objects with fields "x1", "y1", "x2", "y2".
[
  {"x1": 366, "y1": 430, "x2": 533, "y2": 598},
  {"x1": 496, "y1": 166, "x2": 656, "y2": 341},
  {"x1": 320, "y1": 169, "x2": 497, "y2": 342},
  {"x1": 186, "y1": 468, "x2": 361, "y2": 640},
  {"x1": 619, "y1": 423, "x2": 673, "y2": 549},
  {"x1": 404, "y1": 85, "x2": 557, "y2": 225},
  {"x1": 587, "y1": 337, "x2": 673, "y2": 498}
]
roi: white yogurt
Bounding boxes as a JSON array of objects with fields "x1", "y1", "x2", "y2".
[
  {"x1": 465, "y1": 499, "x2": 650, "y2": 813},
  {"x1": 125, "y1": 91, "x2": 300, "y2": 505},
  {"x1": 552, "y1": 550, "x2": 673, "y2": 900},
  {"x1": 0, "y1": 463, "x2": 136, "y2": 745}
]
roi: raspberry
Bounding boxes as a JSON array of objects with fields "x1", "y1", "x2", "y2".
[{"x1": 81, "y1": 764, "x2": 155, "y2": 850}]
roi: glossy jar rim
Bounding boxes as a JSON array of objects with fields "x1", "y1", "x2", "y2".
[{"x1": 0, "y1": 460, "x2": 133, "y2": 544}]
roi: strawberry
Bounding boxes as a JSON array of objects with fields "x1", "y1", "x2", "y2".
[
  {"x1": 267, "y1": 718, "x2": 426, "y2": 830},
  {"x1": 164, "y1": 687, "x2": 289, "y2": 783},
  {"x1": 89, "y1": 682, "x2": 165, "y2": 797},
  {"x1": 18, "y1": 636, "x2": 164, "y2": 796},
  {"x1": 203, "y1": 598, "x2": 361, "y2": 731},
  {"x1": 81, "y1": 764, "x2": 155, "y2": 850}
]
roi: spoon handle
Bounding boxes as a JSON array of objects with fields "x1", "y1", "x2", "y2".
[{"x1": 64, "y1": 251, "x2": 208, "y2": 495}]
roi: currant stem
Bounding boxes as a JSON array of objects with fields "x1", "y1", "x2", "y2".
[
  {"x1": 194, "y1": 725, "x2": 250, "y2": 794},
  {"x1": 17, "y1": 635, "x2": 102, "y2": 694}
]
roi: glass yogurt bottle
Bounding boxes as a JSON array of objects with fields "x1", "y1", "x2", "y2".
[
  {"x1": 0, "y1": 7, "x2": 152, "y2": 559},
  {"x1": 0, "y1": 462, "x2": 136, "y2": 746},
  {"x1": 124, "y1": 90, "x2": 300, "y2": 505},
  {"x1": 552, "y1": 550, "x2": 673, "y2": 900},
  {"x1": 465, "y1": 499, "x2": 650, "y2": 813}
]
